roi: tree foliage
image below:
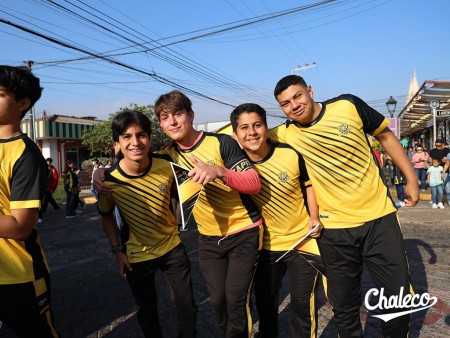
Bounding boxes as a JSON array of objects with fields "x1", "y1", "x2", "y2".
[{"x1": 82, "y1": 104, "x2": 170, "y2": 155}]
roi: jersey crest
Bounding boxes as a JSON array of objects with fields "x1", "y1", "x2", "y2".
[
  {"x1": 338, "y1": 123, "x2": 350, "y2": 135},
  {"x1": 276, "y1": 171, "x2": 289, "y2": 184}
]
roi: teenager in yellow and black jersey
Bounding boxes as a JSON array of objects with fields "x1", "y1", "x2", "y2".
[
  {"x1": 270, "y1": 75, "x2": 419, "y2": 338},
  {"x1": 97, "y1": 110, "x2": 196, "y2": 338},
  {"x1": 154, "y1": 91, "x2": 262, "y2": 338},
  {"x1": 94, "y1": 92, "x2": 262, "y2": 337},
  {"x1": 0, "y1": 65, "x2": 59, "y2": 337},
  {"x1": 231, "y1": 103, "x2": 324, "y2": 338}
]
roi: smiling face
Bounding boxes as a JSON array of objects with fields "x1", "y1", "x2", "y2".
[
  {"x1": 276, "y1": 84, "x2": 318, "y2": 124},
  {"x1": 159, "y1": 109, "x2": 196, "y2": 146},
  {"x1": 233, "y1": 111, "x2": 269, "y2": 161},
  {"x1": 118, "y1": 123, "x2": 151, "y2": 165}
]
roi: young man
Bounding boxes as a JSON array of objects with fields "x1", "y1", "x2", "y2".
[
  {"x1": 230, "y1": 103, "x2": 323, "y2": 338},
  {"x1": 0, "y1": 65, "x2": 59, "y2": 337},
  {"x1": 154, "y1": 91, "x2": 262, "y2": 338},
  {"x1": 95, "y1": 91, "x2": 262, "y2": 338},
  {"x1": 269, "y1": 75, "x2": 419, "y2": 338},
  {"x1": 97, "y1": 110, "x2": 197, "y2": 338}
]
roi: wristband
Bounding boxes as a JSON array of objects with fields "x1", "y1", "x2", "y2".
[{"x1": 111, "y1": 245, "x2": 124, "y2": 254}]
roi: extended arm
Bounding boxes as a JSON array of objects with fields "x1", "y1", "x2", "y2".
[
  {"x1": 305, "y1": 186, "x2": 323, "y2": 238},
  {"x1": 0, "y1": 209, "x2": 39, "y2": 240},
  {"x1": 101, "y1": 212, "x2": 131, "y2": 279},
  {"x1": 189, "y1": 155, "x2": 261, "y2": 194},
  {"x1": 375, "y1": 128, "x2": 419, "y2": 206}
]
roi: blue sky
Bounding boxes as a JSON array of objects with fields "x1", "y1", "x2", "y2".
[{"x1": 1, "y1": 0, "x2": 449, "y2": 125}]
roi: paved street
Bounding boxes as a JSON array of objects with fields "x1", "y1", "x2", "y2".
[{"x1": 0, "y1": 195, "x2": 449, "y2": 337}]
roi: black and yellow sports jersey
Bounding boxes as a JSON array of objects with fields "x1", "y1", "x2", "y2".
[
  {"x1": 161, "y1": 132, "x2": 261, "y2": 236},
  {"x1": 248, "y1": 142, "x2": 316, "y2": 251},
  {"x1": 269, "y1": 94, "x2": 396, "y2": 229},
  {"x1": 97, "y1": 154, "x2": 180, "y2": 263},
  {"x1": 0, "y1": 134, "x2": 49, "y2": 284}
]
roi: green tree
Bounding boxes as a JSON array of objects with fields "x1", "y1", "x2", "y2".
[{"x1": 82, "y1": 104, "x2": 170, "y2": 155}]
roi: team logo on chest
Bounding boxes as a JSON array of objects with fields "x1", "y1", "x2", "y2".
[
  {"x1": 338, "y1": 123, "x2": 350, "y2": 135},
  {"x1": 276, "y1": 171, "x2": 289, "y2": 184},
  {"x1": 159, "y1": 183, "x2": 169, "y2": 195}
]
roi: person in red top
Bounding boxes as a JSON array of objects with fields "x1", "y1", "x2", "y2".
[{"x1": 38, "y1": 157, "x2": 60, "y2": 223}]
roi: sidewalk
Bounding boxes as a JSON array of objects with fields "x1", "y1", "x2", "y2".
[{"x1": 0, "y1": 194, "x2": 449, "y2": 337}]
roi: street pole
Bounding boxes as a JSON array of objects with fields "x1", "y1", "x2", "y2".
[
  {"x1": 24, "y1": 60, "x2": 36, "y2": 143},
  {"x1": 430, "y1": 100, "x2": 440, "y2": 145},
  {"x1": 292, "y1": 62, "x2": 316, "y2": 75}
]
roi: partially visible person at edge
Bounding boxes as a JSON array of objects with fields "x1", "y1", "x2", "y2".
[
  {"x1": 95, "y1": 90, "x2": 262, "y2": 338},
  {"x1": 429, "y1": 138, "x2": 450, "y2": 205},
  {"x1": 0, "y1": 65, "x2": 59, "y2": 337},
  {"x1": 268, "y1": 75, "x2": 419, "y2": 338},
  {"x1": 406, "y1": 145, "x2": 415, "y2": 166},
  {"x1": 62, "y1": 160, "x2": 78, "y2": 218},
  {"x1": 411, "y1": 144, "x2": 429, "y2": 191},
  {"x1": 97, "y1": 110, "x2": 197, "y2": 338},
  {"x1": 230, "y1": 103, "x2": 324, "y2": 338},
  {"x1": 38, "y1": 157, "x2": 60, "y2": 224},
  {"x1": 442, "y1": 151, "x2": 450, "y2": 205}
]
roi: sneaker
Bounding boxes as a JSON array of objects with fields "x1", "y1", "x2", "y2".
[
  {"x1": 75, "y1": 210, "x2": 83, "y2": 214},
  {"x1": 398, "y1": 201, "x2": 405, "y2": 207},
  {"x1": 66, "y1": 215, "x2": 75, "y2": 219},
  {"x1": 432, "y1": 203, "x2": 438, "y2": 209},
  {"x1": 437, "y1": 202, "x2": 445, "y2": 209},
  {"x1": 37, "y1": 218, "x2": 43, "y2": 224}
]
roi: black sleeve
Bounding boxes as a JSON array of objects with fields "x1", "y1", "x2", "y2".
[
  {"x1": 345, "y1": 94, "x2": 387, "y2": 134},
  {"x1": 11, "y1": 142, "x2": 47, "y2": 203},
  {"x1": 297, "y1": 152, "x2": 310, "y2": 184},
  {"x1": 218, "y1": 134, "x2": 253, "y2": 172}
]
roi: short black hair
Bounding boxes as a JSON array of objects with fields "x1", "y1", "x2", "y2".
[
  {"x1": 46, "y1": 157, "x2": 53, "y2": 162},
  {"x1": 0, "y1": 65, "x2": 43, "y2": 119},
  {"x1": 273, "y1": 75, "x2": 307, "y2": 99},
  {"x1": 230, "y1": 103, "x2": 267, "y2": 132},
  {"x1": 112, "y1": 109, "x2": 152, "y2": 142}
]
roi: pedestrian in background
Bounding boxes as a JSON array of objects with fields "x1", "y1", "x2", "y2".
[
  {"x1": 38, "y1": 157, "x2": 60, "y2": 224},
  {"x1": 62, "y1": 160, "x2": 78, "y2": 218},
  {"x1": 90, "y1": 158, "x2": 102, "y2": 201},
  {"x1": 427, "y1": 157, "x2": 445, "y2": 209},
  {"x1": 412, "y1": 145, "x2": 428, "y2": 191}
]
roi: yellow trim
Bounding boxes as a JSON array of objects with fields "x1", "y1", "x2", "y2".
[
  {"x1": 33, "y1": 277, "x2": 47, "y2": 297},
  {"x1": 371, "y1": 117, "x2": 390, "y2": 136},
  {"x1": 10, "y1": 200, "x2": 41, "y2": 209}
]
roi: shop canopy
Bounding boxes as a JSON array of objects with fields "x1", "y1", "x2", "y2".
[{"x1": 399, "y1": 81, "x2": 450, "y2": 137}]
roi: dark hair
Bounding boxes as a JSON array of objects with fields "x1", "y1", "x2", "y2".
[
  {"x1": 46, "y1": 157, "x2": 53, "y2": 162},
  {"x1": 230, "y1": 103, "x2": 267, "y2": 132},
  {"x1": 273, "y1": 75, "x2": 307, "y2": 99},
  {"x1": 112, "y1": 109, "x2": 152, "y2": 142},
  {"x1": 154, "y1": 90, "x2": 193, "y2": 119},
  {"x1": 435, "y1": 139, "x2": 444, "y2": 144},
  {"x1": 0, "y1": 65, "x2": 43, "y2": 119},
  {"x1": 431, "y1": 157, "x2": 441, "y2": 162}
]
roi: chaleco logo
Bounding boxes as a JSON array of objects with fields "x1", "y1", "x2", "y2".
[{"x1": 364, "y1": 287, "x2": 437, "y2": 322}]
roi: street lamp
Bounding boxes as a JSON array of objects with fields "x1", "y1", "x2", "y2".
[{"x1": 386, "y1": 96, "x2": 397, "y2": 118}]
